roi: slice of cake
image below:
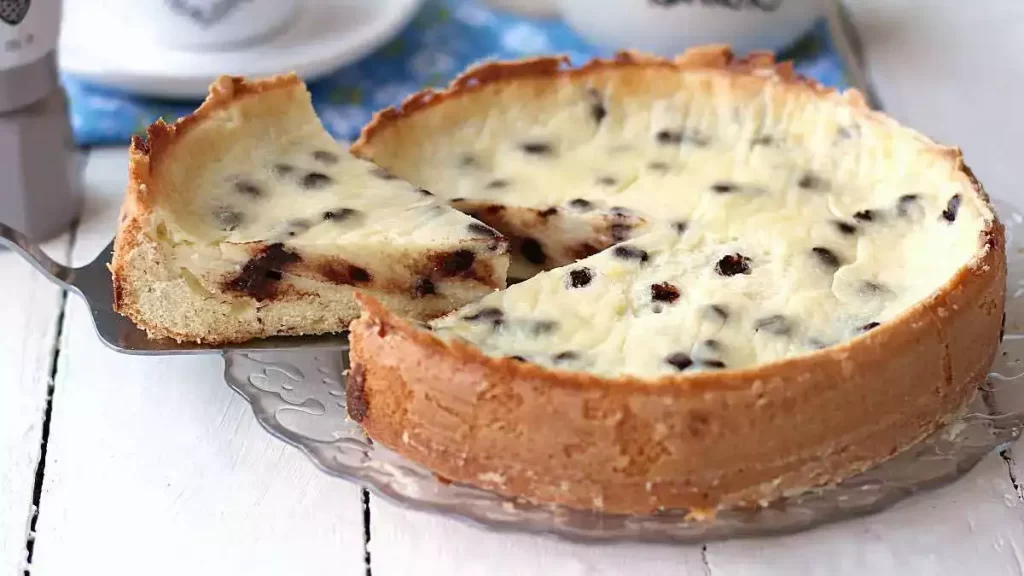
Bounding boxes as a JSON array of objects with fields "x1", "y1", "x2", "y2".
[
  {"x1": 347, "y1": 49, "x2": 1005, "y2": 514},
  {"x1": 111, "y1": 75, "x2": 509, "y2": 344}
]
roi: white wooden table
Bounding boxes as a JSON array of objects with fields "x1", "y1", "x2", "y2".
[{"x1": 5, "y1": 2, "x2": 1024, "y2": 574}]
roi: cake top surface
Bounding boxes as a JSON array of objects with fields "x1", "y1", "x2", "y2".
[
  {"x1": 132, "y1": 75, "x2": 498, "y2": 257},
  {"x1": 357, "y1": 49, "x2": 997, "y2": 376}
]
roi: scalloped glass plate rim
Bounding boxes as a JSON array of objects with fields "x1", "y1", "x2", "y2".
[{"x1": 220, "y1": 200, "x2": 1024, "y2": 544}]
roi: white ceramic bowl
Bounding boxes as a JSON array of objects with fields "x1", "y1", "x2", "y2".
[{"x1": 554, "y1": 0, "x2": 827, "y2": 56}]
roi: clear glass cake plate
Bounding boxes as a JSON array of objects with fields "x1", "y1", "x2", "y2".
[{"x1": 221, "y1": 201, "x2": 1024, "y2": 544}]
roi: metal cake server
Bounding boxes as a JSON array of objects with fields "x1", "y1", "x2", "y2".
[{"x1": 0, "y1": 222, "x2": 348, "y2": 355}]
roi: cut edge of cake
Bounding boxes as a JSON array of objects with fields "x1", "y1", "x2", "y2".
[
  {"x1": 111, "y1": 74, "x2": 509, "y2": 344},
  {"x1": 345, "y1": 47, "x2": 1007, "y2": 514}
]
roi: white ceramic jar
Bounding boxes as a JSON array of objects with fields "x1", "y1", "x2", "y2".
[
  {"x1": 97, "y1": 0, "x2": 297, "y2": 51},
  {"x1": 554, "y1": 0, "x2": 827, "y2": 56}
]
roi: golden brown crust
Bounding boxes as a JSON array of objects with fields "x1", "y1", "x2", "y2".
[
  {"x1": 347, "y1": 47, "x2": 1007, "y2": 514},
  {"x1": 352, "y1": 46, "x2": 867, "y2": 155},
  {"x1": 351, "y1": 228, "x2": 1004, "y2": 513}
]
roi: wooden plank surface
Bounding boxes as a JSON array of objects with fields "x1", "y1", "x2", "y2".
[
  {"x1": 369, "y1": 498, "x2": 709, "y2": 576},
  {"x1": 26, "y1": 149, "x2": 366, "y2": 576},
  {"x1": 706, "y1": 454, "x2": 1024, "y2": 576},
  {"x1": 0, "y1": 233, "x2": 69, "y2": 575}
]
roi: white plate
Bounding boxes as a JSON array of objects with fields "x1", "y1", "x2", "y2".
[{"x1": 58, "y1": 0, "x2": 426, "y2": 99}]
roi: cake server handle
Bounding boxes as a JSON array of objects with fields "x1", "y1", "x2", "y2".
[{"x1": 0, "y1": 221, "x2": 77, "y2": 291}]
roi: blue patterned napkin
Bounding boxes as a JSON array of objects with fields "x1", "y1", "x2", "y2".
[{"x1": 61, "y1": 0, "x2": 851, "y2": 147}]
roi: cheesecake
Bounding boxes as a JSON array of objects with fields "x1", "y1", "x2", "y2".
[
  {"x1": 348, "y1": 48, "x2": 1005, "y2": 513},
  {"x1": 111, "y1": 75, "x2": 509, "y2": 344}
]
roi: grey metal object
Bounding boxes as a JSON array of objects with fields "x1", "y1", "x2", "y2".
[
  {"x1": 220, "y1": 200, "x2": 1024, "y2": 541},
  {"x1": 826, "y1": 0, "x2": 883, "y2": 109},
  {"x1": 0, "y1": 225, "x2": 348, "y2": 354},
  {"x1": 0, "y1": 86, "x2": 82, "y2": 241}
]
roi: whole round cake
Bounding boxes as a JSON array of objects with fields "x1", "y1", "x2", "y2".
[{"x1": 348, "y1": 47, "x2": 1006, "y2": 514}]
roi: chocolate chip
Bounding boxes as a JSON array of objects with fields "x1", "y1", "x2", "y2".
[
  {"x1": 656, "y1": 129, "x2": 710, "y2": 146},
  {"x1": 223, "y1": 243, "x2": 300, "y2": 301},
  {"x1": 347, "y1": 266, "x2": 371, "y2": 283},
  {"x1": 650, "y1": 282, "x2": 680, "y2": 303},
  {"x1": 647, "y1": 161, "x2": 670, "y2": 173},
  {"x1": 837, "y1": 125, "x2": 858, "y2": 140},
  {"x1": 859, "y1": 281, "x2": 891, "y2": 296},
  {"x1": 752, "y1": 135, "x2": 774, "y2": 147},
  {"x1": 656, "y1": 130, "x2": 683, "y2": 145},
  {"x1": 464, "y1": 307, "x2": 503, "y2": 322},
  {"x1": 458, "y1": 154, "x2": 478, "y2": 168},
  {"x1": 807, "y1": 339, "x2": 829, "y2": 350},
  {"x1": 897, "y1": 194, "x2": 921, "y2": 217},
  {"x1": 798, "y1": 172, "x2": 828, "y2": 190},
  {"x1": 596, "y1": 176, "x2": 617, "y2": 186},
  {"x1": 700, "y1": 359, "x2": 727, "y2": 369},
  {"x1": 853, "y1": 210, "x2": 876, "y2": 222},
  {"x1": 233, "y1": 179, "x2": 262, "y2": 197},
  {"x1": 569, "y1": 198, "x2": 593, "y2": 211},
  {"x1": 588, "y1": 89, "x2": 607, "y2": 124},
  {"x1": 610, "y1": 223, "x2": 633, "y2": 242},
  {"x1": 567, "y1": 267, "x2": 594, "y2": 288},
  {"x1": 811, "y1": 246, "x2": 841, "y2": 270},
  {"x1": 708, "y1": 304, "x2": 729, "y2": 320},
  {"x1": 485, "y1": 178, "x2": 510, "y2": 190},
  {"x1": 323, "y1": 208, "x2": 358, "y2": 222},
  {"x1": 451, "y1": 197, "x2": 466, "y2": 203},
  {"x1": 214, "y1": 208, "x2": 243, "y2": 231},
  {"x1": 671, "y1": 221, "x2": 688, "y2": 234},
  {"x1": 609, "y1": 206, "x2": 632, "y2": 217},
  {"x1": 702, "y1": 339, "x2": 722, "y2": 351},
  {"x1": 612, "y1": 245, "x2": 649, "y2": 263},
  {"x1": 755, "y1": 315, "x2": 792, "y2": 336},
  {"x1": 468, "y1": 222, "x2": 499, "y2": 237},
  {"x1": 715, "y1": 254, "x2": 751, "y2": 276},
  {"x1": 300, "y1": 172, "x2": 332, "y2": 189},
  {"x1": 859, "y1": 321, "x2": 880, "y2": 331},
  {"x1": 284, "y1": 218, "x2": 312, "y2": 237},
  {"x1": 833, "y1": 221, "x2": 858, "y2": 236},
  {"x1": 413, "y1": 277, "x2": 436, "y2": 297},
  {"x1": 520, "y1": 142, "x2": 554, "y2": 156},
  {"x1": 665, "y1": 352, "x2": 693, "y2": 371},
  {"x1": 539, "y1": 207, "x2": 559, "y2": 218},
  {"x1": 553, "y1": 351, "x2": 579, "y2": 363},
  {"x1": 508, "y1": 355, "x2": 527, "y2": 362},
  {"x1": 440, "y1": 249, "x2": 476, "y2": 276},
  {"x1": 521, "y1": 238, "x2": 546, "y2": 265},
  {"x1": 532, "y1": 320, "x2": 558, "y2": 335},
  {"x1": 312, "y1": 150, "x2": 339, "y2": 164},
  {"x1": 370, "y1": 167, "x2": 397, "y2": 180},
  {"x1": 416, "y1": 187, "x2": 434, "y2": 196},
  {"x1": 272, "y1": 163, "x2": 294, "y2": 176},
  {"x1": 942, "y1": 194, "x2": 962, "y2": 222},
  {"x1": 711, "y1": 182, "x2": 738, "y2": 194}
]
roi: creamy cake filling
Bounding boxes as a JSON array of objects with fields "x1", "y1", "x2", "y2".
[
  {"x1": 148, "y1": 126, "x2": 508, "y2": 304},
  {"x1": 364, "y1": 70, "x2": 991, "y2": 375}
]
